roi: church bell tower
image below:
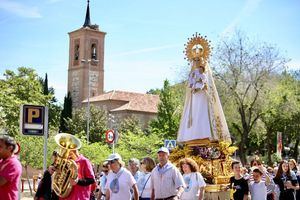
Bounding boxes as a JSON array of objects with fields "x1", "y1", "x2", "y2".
[{"x1": 67, "y1": 0, "x2": 106, "y2": 107}]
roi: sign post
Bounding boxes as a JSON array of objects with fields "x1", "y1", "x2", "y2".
[
  {"x1": 105, "y1": 129, "x2": 115, "y2": 153},
  {"x1": 43, "y1": 107, "x2": 48, "y2": 172},
  {"x1": 20, "y1": 105, "x2": 48, "y2": 172}
]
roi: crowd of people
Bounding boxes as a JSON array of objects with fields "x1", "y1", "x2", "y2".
[
  {"x1": 230, "y1": 158, "x2": 300, "y2": 200},
  {"x1": 93, "y1": 151, "x2": 300, "y2": 200},
  {"x1": 0, "y1": 135, "x2": 300, "y2": 200}
]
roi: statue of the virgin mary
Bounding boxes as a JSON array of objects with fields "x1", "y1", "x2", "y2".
[{"x1": 177, "y1": 34, "x2": 231, "y2": 144}]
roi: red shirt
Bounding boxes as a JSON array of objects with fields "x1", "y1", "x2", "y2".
[
  {"x1": 0, "y1": 155, "x2": 22, "y2": 200},
  {"x1": 60, "y1": 155, "x2": 95, "y2": 200}
]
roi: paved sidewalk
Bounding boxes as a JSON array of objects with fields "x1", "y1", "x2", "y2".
[
  {"x1": 20, "y1": 179, "x2": 36, "y2": 200},
  {"x1": 21, "y1": 190, "x2": 34, "y2": 200}
]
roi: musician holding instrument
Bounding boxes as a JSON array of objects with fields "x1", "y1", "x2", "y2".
[
  {"x1": 61, "y1": 149, "x2": 95, "y2": 200},
  {"x1": 52, "y1": 133, "x2": 95, "y2": 200}
]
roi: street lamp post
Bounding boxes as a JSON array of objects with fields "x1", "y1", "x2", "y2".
[{"x1": 81, "y1": 58, "x2": 98, "y2": 144}]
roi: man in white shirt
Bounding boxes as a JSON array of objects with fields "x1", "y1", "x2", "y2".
[{"x1": 150, "y1": 147, "x2": 185, "y2": 200}]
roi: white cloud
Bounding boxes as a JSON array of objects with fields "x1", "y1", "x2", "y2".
[
  {"x1": 0, "y1": 0, "x2": 42, "y2": 18},
  {"x1": 222, "y1": 0, "x2": 263, "y2": 36}
]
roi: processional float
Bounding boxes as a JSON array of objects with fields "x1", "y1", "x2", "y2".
[{"x1": 169, "y1": 33, "x2": 237, "y2": 199}]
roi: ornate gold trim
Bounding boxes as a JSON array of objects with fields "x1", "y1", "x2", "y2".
[
  {"x1": 184, "y1": 138, "x2": 219, "y2": 146},
  {"x1": 184, "y1": 33, "x2": 211, "y2": 69}
]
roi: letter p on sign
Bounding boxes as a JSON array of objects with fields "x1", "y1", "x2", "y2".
[{"x1": 28, "y1": 108, "x2": 40, "y2": 123}]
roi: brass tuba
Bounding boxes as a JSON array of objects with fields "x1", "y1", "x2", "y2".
[{"x1": 52, "y1": 133, "x2": 82, "y2": 198}]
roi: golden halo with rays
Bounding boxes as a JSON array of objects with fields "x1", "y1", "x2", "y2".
[{"x1": 184, "y1": 33, "x2": 212, "y2": 67}]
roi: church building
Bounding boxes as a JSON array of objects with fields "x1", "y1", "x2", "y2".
[{"x1": 67, "y1": 1, "x2": 159, "y2": 128}]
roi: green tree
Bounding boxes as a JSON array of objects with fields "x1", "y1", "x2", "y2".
[
  {"x1": 149, "y1": 79, "x2": 182, "y2": 139},
  {"x1": 116, "y1": 129, "x2": 162, "y2": 162},
  {"x1": 262, "y1": 71, "x2": 300, "y2": 163},
  {"x1": 79, "y1": 137, "x2": 111, "y2": 165},
  {"x1": 118, "y1": 116, "x2": 143, "y2": 135},
  {"x1": 39, "y1": 73, "x2": 61, "y2": 130},
  {"x1": 59, "y1": 92, "x2": 72, "y2": 132},
  {"x1": 0, "y1": 67, "x2": 53, "y2": 135},
  {"x1": 43, "y1": 73, "x2": 49, "y2": 95},
  {"x1": 65, "y1": 105, "x2": 107, "y2": 143},
  {"x1": 212, "y1": 31, "x2": 288, "y2": 164}
]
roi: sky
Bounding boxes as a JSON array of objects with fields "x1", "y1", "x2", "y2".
[{"x1": 0, "y1": 0, "x2": 299, "y2": 103}]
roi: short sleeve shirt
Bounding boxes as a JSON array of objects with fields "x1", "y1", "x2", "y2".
[
  {"x1": 249, "y1": 181, "x2": 267, "y2": 200},
  {"x1": 230, "y1": 176, "x2": 249, "y2": 200},
  {"x1": 0, "y1": 156, "x2": 22, "y2": 200},
  {"x1": 105, "y1": 168, "x2": 136, "y2": 200},
  {"x1": 60, "y1": 155, "x2": 95, "y2": 200},
  {"x1": 137, "y1": 172, "x2": 151, "y2": 198},
  {"x1": 181, "y1": 172, "x2": 206, "y2": 200},
  {"x1": 150, "y1": 163, "x2": 185, "y2": 199}
]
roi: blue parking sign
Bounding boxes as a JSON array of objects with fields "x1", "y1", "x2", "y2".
[{"x1": 20, "y1": 105, "x2": 48, "y2": 136}]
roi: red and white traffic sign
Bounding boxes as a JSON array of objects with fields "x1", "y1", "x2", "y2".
[{"x1": 105, "y1": 130, "x2": 115, "y2": 144}]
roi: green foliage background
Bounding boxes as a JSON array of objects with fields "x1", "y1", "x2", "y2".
[{"x1": 1, "y1": 32, "x2": 299, "y2": 169}]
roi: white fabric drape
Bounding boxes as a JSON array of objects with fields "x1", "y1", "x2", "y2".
[{"x1": 177, "y1": 64, "x2": 231, "y2": 143}]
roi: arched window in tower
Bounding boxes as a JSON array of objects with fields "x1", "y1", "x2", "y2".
[
  {"x1": 91, "y1": 43, "x2": 97, "y2": 60},
  {"x1": 91, "y1": 90, "x2": 96, "y2": 97},
  {"x1": 74, "y1": 44, "x2": 80, "y2": 61}
]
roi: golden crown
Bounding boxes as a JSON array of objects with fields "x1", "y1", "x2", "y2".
[{"x1": 184, "y1": 33, "x2": 211, "y2": 68}]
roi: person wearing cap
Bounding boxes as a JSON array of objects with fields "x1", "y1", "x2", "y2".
[
  {"x1": 0, "y1": 135, "x2": 22, "y2": 200},
  {"x1": 150, "y1": 147, "x2": 185, "y2": 200},
  {"x1": 105, "y1": 153, "x2": 139, "y2": 200}
]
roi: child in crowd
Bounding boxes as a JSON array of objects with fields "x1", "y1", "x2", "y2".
[
  {"x1": 249, "y1": 168, "x2": 268, "y2": 200},
  {"x1": 230, "y1": 161, "x2": 249, "y2": 200}
]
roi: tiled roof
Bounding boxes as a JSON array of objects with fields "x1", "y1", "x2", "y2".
[{"x1": 82, "y1": 90, "x2": 159, "y2": 113}]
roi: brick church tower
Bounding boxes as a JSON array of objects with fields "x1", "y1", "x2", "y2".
[{"x1": 67, "y1": 0, "x2": 106, "y2": 107}]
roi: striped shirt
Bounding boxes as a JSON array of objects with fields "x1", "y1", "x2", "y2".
[
  {"x1": 150, "y1": 162, "x2": 185, "y2": 199},
  {"x1": 247, "y1": 171, "x2": 275, "y2": 194}
]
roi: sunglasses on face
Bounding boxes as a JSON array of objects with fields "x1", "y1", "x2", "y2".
[
  {"x1": 103, "y1": 170, "x2": 109, "y2": 173},
  {"x1": 108, "y1": 160, "x2": 117, "y2": 164}
]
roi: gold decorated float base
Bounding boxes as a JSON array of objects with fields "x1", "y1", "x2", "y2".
[
  {"x1": 204, "y1": 185, "x2": 231, "y2": 200},
  {"x1": 205, "y1": 184, "x2": 228, "y2": 192},
  {"x1": 169, "y1": 140, "x2": 237, "y2": 199}
]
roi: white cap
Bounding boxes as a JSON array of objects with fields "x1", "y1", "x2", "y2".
[
  {"x1": 106, "y1": 153, "x2": 122, "y2": 161},
  {"x1": 157, "y1": 147, "x2": 170, "y2": 155}
]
